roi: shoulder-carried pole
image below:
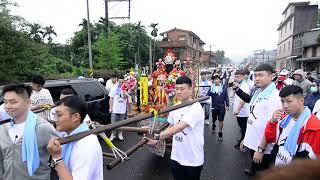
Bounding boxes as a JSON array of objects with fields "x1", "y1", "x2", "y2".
[{"x1": 58, "y1": 96, "x2": 209, "y2": 145}]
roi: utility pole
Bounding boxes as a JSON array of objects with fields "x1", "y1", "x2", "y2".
[
  {"x1": 105, "y1": 0, "x2": 109, "y2": 32},
  {"x1": 149, "y1": 38, "x2": 152, "y2": 74},
  {"x1": 86, "y1": 0, "x2": 93, "y2": 77},
  {"x1": 150, "y1": 23, "x2": 158, "y2": 75}
]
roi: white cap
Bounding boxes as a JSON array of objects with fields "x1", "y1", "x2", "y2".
[
  {"x1": 279, "y1": 69, "x2": 289, "y2": 76},
  {"x1": 98, "y1": 78, "x2": 105, "y2": 83}
]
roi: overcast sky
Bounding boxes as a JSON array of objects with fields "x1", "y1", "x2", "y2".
[{"x1": 11, "y1": 0, "x2": 319, "y2": 62}]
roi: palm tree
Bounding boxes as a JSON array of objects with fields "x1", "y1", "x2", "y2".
[
  {"x1": 43, "y1": 26, "x2": 57, "y2": 43},
  {"x1": 28, "y1": 23, "x2": 43, "y2": 42},
  {"x1": 79, "y1": 18, "x2": 88, "y2": 28}
]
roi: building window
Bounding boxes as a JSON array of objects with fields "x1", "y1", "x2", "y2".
[
  {"x1": 178, "y1": 35, "x2": 186, "y2": 41},
  {"x1": 288, "y1": 41, "x2": 291, "y2": 51},
  {"x1": 289, "y1": 19, "x2": 292, "y2": 30},
  {"x1": 283, "y1": 43, "x2": 286, "y2": 53},
  {"x1": 281, "y1": 29, "x2": 283, "y2": 37},
  {"x1": 285, "y1": 24, "x2": 287, "y2": 33},
  {"x1": 284, "y1": 11, "x2": 287, "y2": 18},
  {"x1": 312, "y1": 47, "x2": 317, "y2": 57},
  {"x1": 279, "y1": 46, "x2": 281, "y2": 54}
]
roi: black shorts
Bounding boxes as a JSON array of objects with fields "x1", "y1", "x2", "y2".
[{"x1": 211, "y1": 108, "x2": 226, "y2": 122}]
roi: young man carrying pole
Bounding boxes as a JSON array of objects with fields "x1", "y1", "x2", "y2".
[{"x1": 145, "y1": 76, "x2": 205, "y2": 180}]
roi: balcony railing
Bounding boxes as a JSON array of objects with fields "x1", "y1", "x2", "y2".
[{"x1": 302, "y1": 30, "x2": 320, "y2": 47}]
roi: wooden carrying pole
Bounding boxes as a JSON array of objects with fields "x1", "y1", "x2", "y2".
[
  {"x1": 58, "y1": 96, "x2": 209, "y2": 145},
  {"x1": 106, "y1": 122, "x2": 170, "y2": 170},
  {"x1": 0, "y1": 105, "x2": 56, "y2": 125},
  {"x1": 96, "y1": 125, "x2": 167, "y2": 134},
  {"x1": 0, "y1": 118, "x2": 11, "y2": 125}
]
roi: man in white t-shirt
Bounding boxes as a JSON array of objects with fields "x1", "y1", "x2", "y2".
[
  {"x1": 105, "y1": 74, "x2": 118, "y2": 94},
  {"x1": 236, "y1": 64, "x2": 282, "y2": 176},
  {"x1": 233, "y1": 70, "x2": 251, "y2": 149},
  {"x1": 146, "y1": 76, "x2": 205, "y2": 180},
  {"x1": 199, "y1": 73, "x2": 212, "y2": 125},
  {"x1": 30, "y1": 75, "x2": 54, "y2": 120},
  {"x1": 47, "y1": 96, "x2": 103, "y2": 180},
  {"x1": 109, "y1": 79, "x2": 129, "y2": 141}
]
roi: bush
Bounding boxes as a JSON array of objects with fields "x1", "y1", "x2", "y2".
[{"x1": 93, "y1": 69, "x2": 127, "y2": 80}]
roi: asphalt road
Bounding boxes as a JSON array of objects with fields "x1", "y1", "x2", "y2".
[{"x1": 102, "y1": 99, "x2": 252, "y2": 180}]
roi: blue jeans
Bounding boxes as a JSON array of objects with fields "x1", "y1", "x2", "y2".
[{"x1": 111, "y1": 113, "x2": 126, "y2": 135}]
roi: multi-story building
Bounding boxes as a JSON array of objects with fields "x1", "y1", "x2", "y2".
[
  {"x1": 276, "y1": 1, "x2": 318, "y2": 71},
  {"x1": 202, "y1": 51, "x2": 217, "y2": 67},
  {"x1": 159, "y1": 28, "x2": 205, "y2": 64},
  {"x1": 297, "y1": 28, "x2": 320, "y2": 71}
]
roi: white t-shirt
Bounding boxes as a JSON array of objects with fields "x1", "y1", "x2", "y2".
[
  {"x1": 199, "y1": 80, "x2": 212, "y2": 104},
  {"x1": 275, "y1": 119, "x2": 296, "y2": 165},
  {"x1": 105, "y1": 80, "x2": 118, "y2": 93},
  {"x1": 247, "y1": 79, "x2": 255, "y2": 93},
  {"x1": 243, "y1": 89, "x2": 282, "y2": 154},
  {"x1": 284, "y1": 78, "x2": 293, "y2": 85},
  {"x1": 0, "y1": 104, "x2": 10, "y2": 121},
  {"x1": 30, "y1": 88, "x2": 54, "y2": 120},
  {"x1": 109, "y1": 86, "x2": 127, "y2": 114},
  {"x1": 30, "y1": 88, "x2": 53, "y2": 106},
  {"x1": 8, "y1": 122, "x2": 25, "y2": 143},
  {"x1": 233, "y1": 81, "x2": 250, "y2": 117},
  {"x1": 312, "y1": 99, "x2": 320, "y2": 119},
  {"x1": 69, "y1": 134, "x2": 103, "y2": 180},
  {"x1": 167, "y1": 102, "x2": 205, "y2": 166}
]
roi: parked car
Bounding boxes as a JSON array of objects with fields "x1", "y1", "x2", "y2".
[{"x1": 0, "y1": 78, "x2": 110, "y2": 125}]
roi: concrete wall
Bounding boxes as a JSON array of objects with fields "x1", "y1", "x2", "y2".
[
  {"x1": 278, "y1": 17, "x2": 294, "y2": 43},
  {"x1": 304, "y1": 46, "x2": 320, "y2": 58},
  {"x1": 277, "y1": 37, "x2": 293, "y2": 59},
  {"x1": 293, "y1": 6, "x2": 318, "y2": 34},
  {"x1": 166, "y1": 30, "x2": 189, "y2": 42}
]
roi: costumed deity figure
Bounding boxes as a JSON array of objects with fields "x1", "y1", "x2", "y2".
[
  {"x1": 139, "y1": 69, "x2": 149, "y2": 111},
  {"x1": 121, "y1": 70, "x2": 138, "y2": 114},
  {"x1": 151, "y1": 49, "x2": 185, "y2": 109},
  {"x1": 121, "y1": 69, "x2": 138, "y2": 95}
]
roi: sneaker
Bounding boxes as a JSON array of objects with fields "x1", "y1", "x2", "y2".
[
  {"x1": 205, "y1": 119, "x2": 210, "y2": 125},
  {"x1": 234, "y1": 142, "x2": 240, "y2": 149},
  {"x1": 211, "y1": 126, "x2": 216, "y2": 133},
  {"x1": 118, "y1": 133, "x2": 124, "y2": 141},
  {"x1": 110, "y1": 134, "x2": 116, "y2": 141},
  {"x1": 218, "y1": 132, "x2": 223, "y2": 141},
  {"x1": 244, "y1": 169, "x2": 255, "y2": 176}
]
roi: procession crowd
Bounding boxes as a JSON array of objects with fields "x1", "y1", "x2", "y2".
[
  {"x1": 1, "y1": 64, "x2": 320, "y2": 180},
  {"x1": 198, "y1": 64, "x2": 320, "y2": 179}
]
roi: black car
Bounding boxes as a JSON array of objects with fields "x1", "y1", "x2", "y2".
[{"x1": 0, "y1": 78, "x2": 111, "y2": 125}]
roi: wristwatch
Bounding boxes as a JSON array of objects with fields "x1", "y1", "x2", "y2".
[
  {"x1": 257, "y1": 146, "x2": 265, "y2": 153},
  {"x1": 49, "y1": 157, "x2": 63, "y2": 168},
  {"x1": 154, "y1": 134, "x2": 160, "y2": 140}
]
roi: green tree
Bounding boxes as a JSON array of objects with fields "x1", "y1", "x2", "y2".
[
  {"x1": 93, "y1": 32, "x2": 125, "y2": 69},
  {"x1": 43, "y1": 25, "x2": 57, "y2": 43},
  {"x1": 27, "y1": 23, "x2": 43, "y2": 42},
  {"x1": 214, "y1": 50, "x2": 225, "y2": 65},
  {"x1": 0, "y1": 0, "x2": 75, "y2": 82}
]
